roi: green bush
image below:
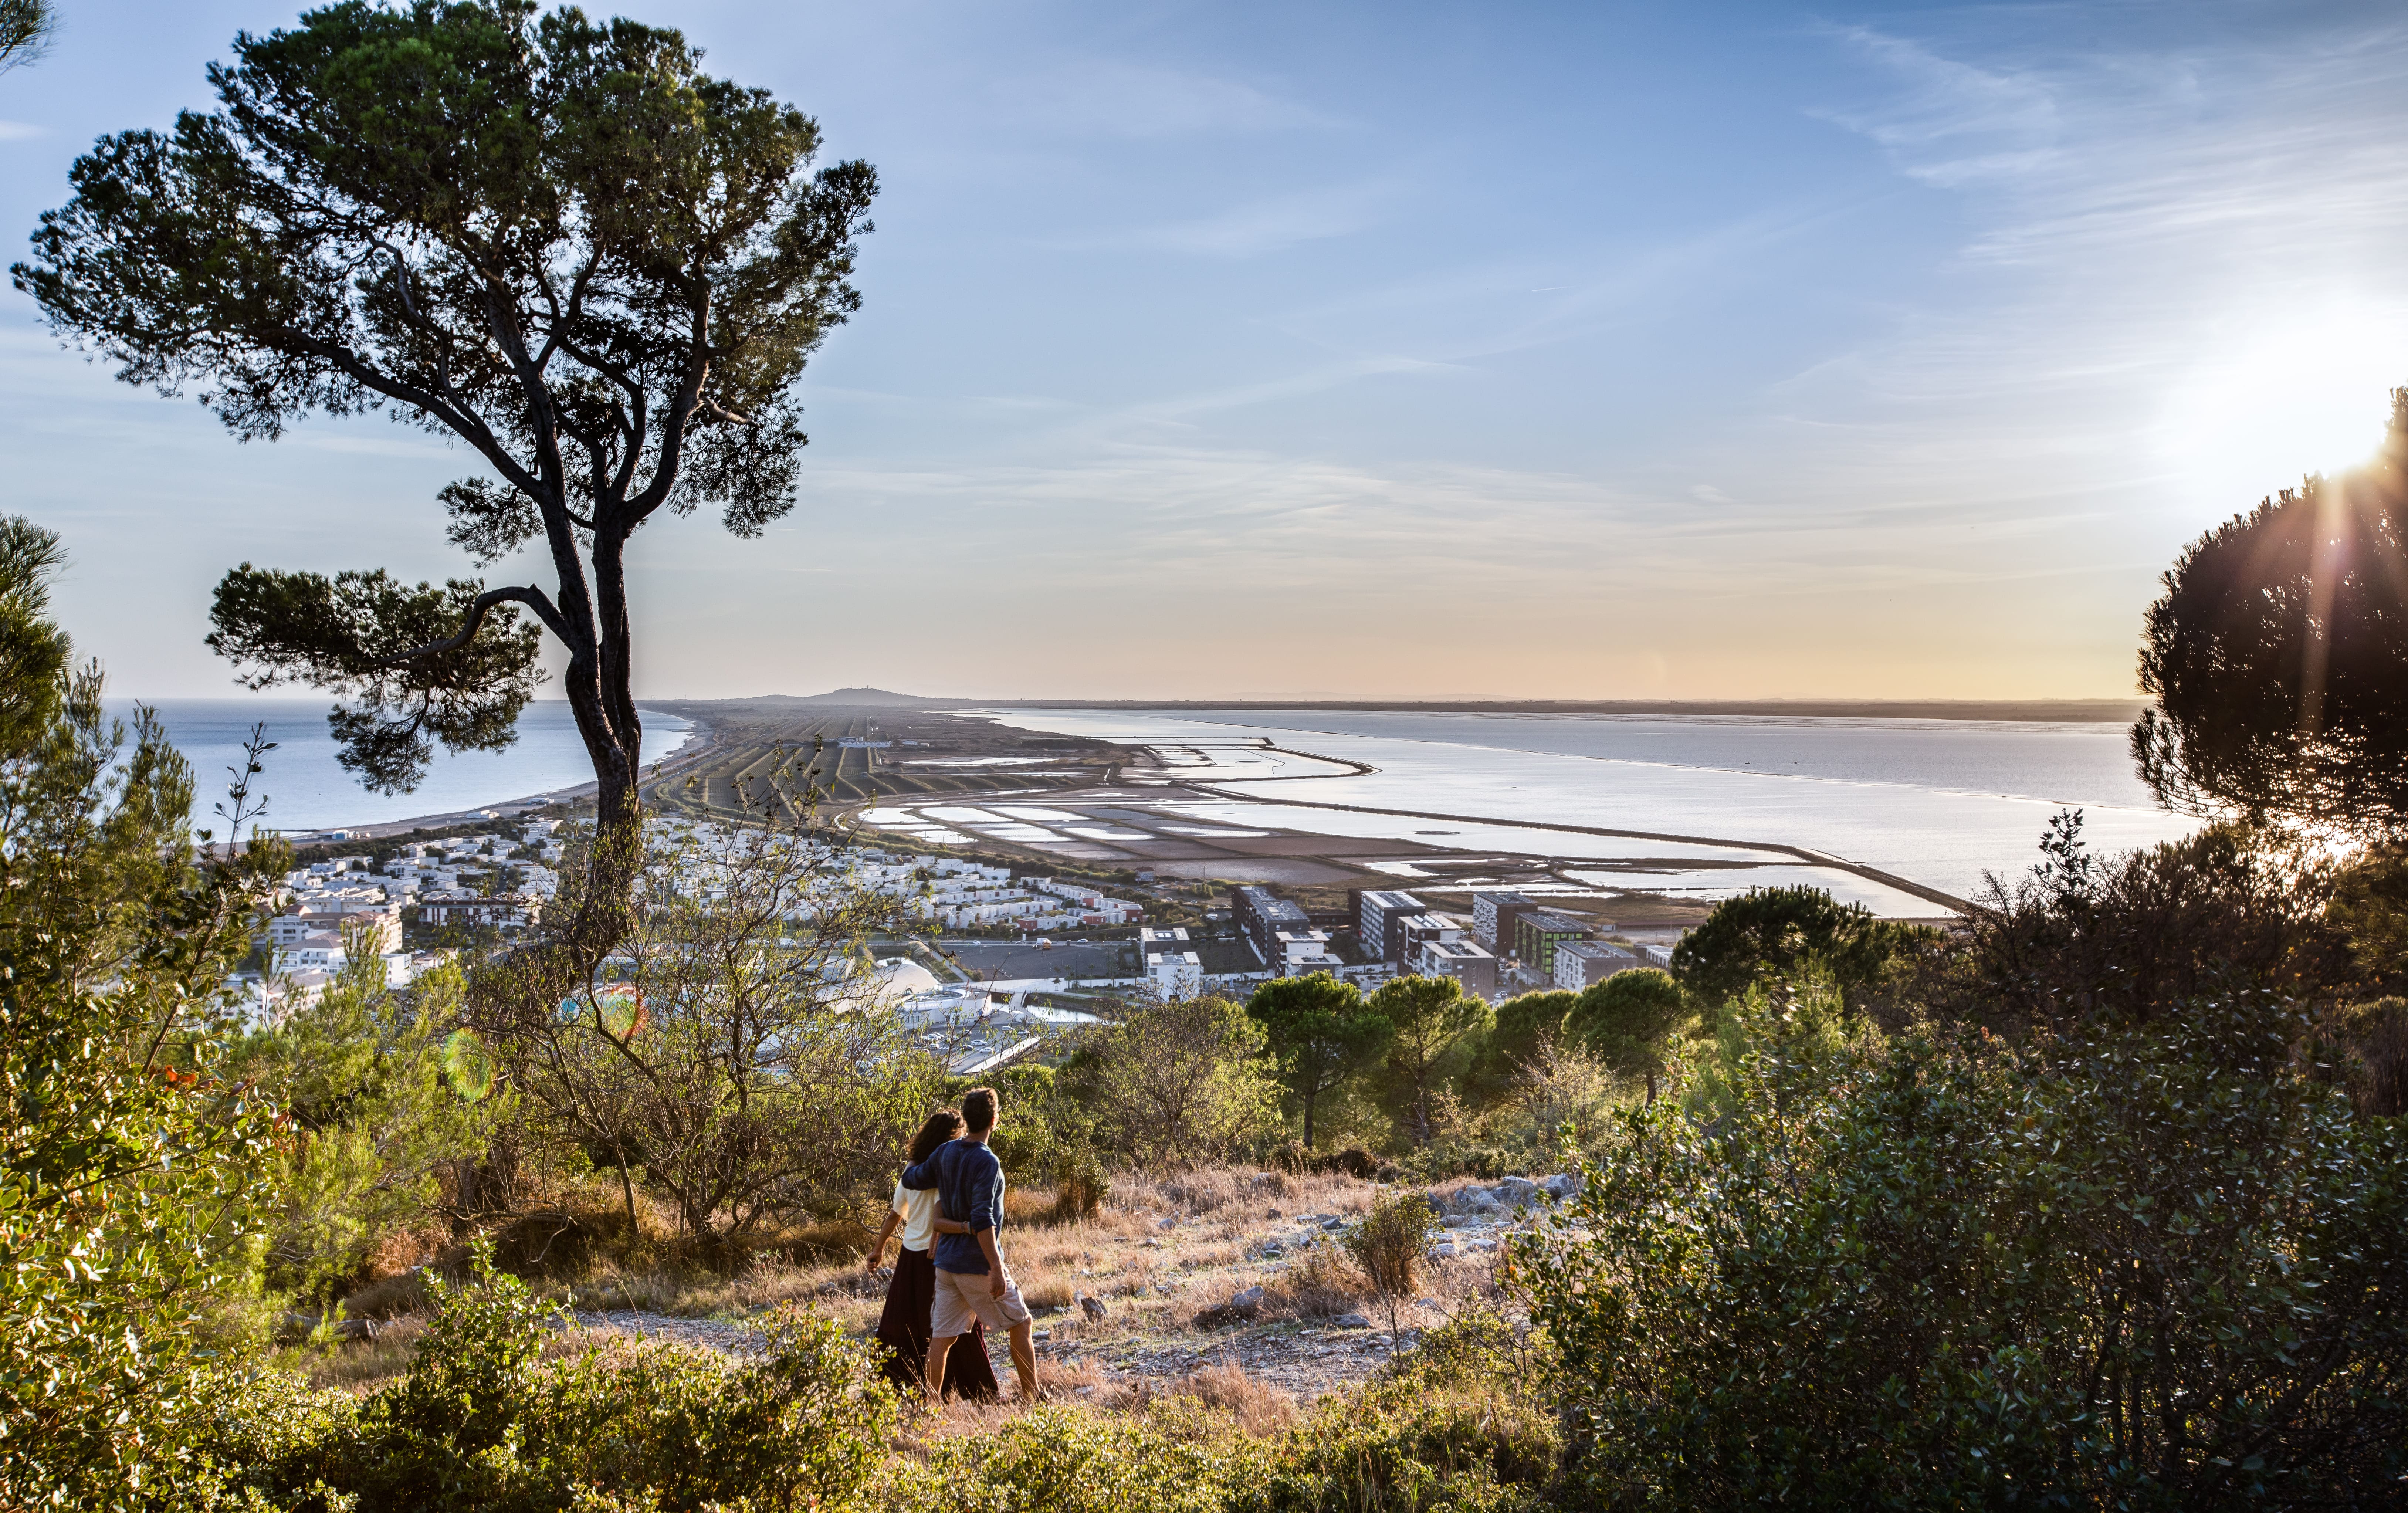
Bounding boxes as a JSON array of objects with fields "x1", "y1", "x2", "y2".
[
  {"x1": 885, "y1": 1406, "x2": 1235, "y2": 1513},
  {"x1": 189, "y1": 1242, "x2": 898, "y2": 1512},
  {"x1": 1518, "y1": 985, "x2": 2408, "y2": 1507},
  {"x1": 1244, "y1": 1315, "x2": 1562, "y2": 1512},
  {"x1": 0, "y1": 518, "x2": 285, "y2": 1512}
]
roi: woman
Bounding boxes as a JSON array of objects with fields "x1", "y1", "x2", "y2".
[{"x1": 867, "y1": 1109, "x2": 1001, "y2": 1401}]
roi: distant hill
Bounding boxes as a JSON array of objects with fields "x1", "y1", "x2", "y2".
[{"x1": 738, "y1": 687, "x2": 933, "y2": 707}]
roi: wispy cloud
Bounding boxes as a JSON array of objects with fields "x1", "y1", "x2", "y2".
[
  {"x1": 1778, "y1": 10, "x2": 2408, "y2": 529},
  {"x1": 1811, "y1": 25, "x2": 2061, "y2": 187},
  {"x1": 1083, "y1": 176, "x2": 1406, "y2": 258},
  {"x1": 993, "y1": 61, "x2": 1338, "y2": 139}
]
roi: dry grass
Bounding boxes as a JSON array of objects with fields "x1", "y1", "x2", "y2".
[
  {"x1": 299, "y1": 1163, "x2": 1398, "y2": 1414},
  {"x1": 294, "y1": 1316, "x2": 426, "y2": 1395},
  {"x1": 1263, "y1": 1238, "x2": 1373, "y2": 1321},
  {"x1": 339, "y1": 1267, "x2": 431, "y2": 1320},
  {"x1": 1092, "y1": 1358, "x2": 1299, "y2": 1435},
  {"x1": 1164, "y1": 1359, "x2": 1298, "y2": 1436},
  {"x1": 1022, "y1": 1274, "x2": 1075, "y2": 1312}
]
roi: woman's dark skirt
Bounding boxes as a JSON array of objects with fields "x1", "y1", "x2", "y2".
[{"x1": 875, "y1": 1244, "x2": 1000, "y2": 1401}]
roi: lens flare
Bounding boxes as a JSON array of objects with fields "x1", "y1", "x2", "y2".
[{"x1": 443, "y1": 1028, "x2": 494, "y2": 1101}]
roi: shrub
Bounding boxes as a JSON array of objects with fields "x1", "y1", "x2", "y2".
[
  {"x1": 1264, "y1": 1236, "x2": 1373, "y2": 1320},
  {"x1": 1342, "y1": 1190, "x2": 1439, "y2": 1345},
  {"x1": 885, "y1": 1405, "x2": 1234, "y2": 1513},
  {"x1": 1244, "y1": 1318, "x2": 1562, "y2": 1513},
  {"x1": 1518, "y1": 984, "x2": 2408, "y2": 1506},
  {"x1": 188, "y1": 1242, "x2": 897, "y2": 1512},
  {"x1": 0, "y1": 519, "x2": 285, "y2": 1512},
  {"x1": 1927, "y1": 813, "x2": 2353, "y2": 1035},
  {"x1": 1050, "y1": 1147, "x2": 1111, "y2": 1222}
]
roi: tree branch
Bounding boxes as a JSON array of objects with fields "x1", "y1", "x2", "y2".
[{"x1": 372, "y1": 583, "x2": 567, "y2": 666}]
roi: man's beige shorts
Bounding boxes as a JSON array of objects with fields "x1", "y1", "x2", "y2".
[{"x1": 932, "y1": 1265, "x2": 1032, "y2": 1338}]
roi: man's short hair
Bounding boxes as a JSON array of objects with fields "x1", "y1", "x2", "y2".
[{"x1": 962, "y1": 1085, "x2": 999, "y2": 1135}]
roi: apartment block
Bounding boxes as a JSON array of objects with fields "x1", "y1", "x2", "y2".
[
  {"x1": 1352, "y1": 889, "x2": 1426, "y2": 964},
  {"x1": 1553, "y1": 938, "x2": 1641, "y2": 992},
  {"x1": 1470, "y1": 890, "x2": 1536, "y2": 952},
  {"x1": 1148, "y1": 949, "x2": 1203, "y2": 1001},
  {"x1": 1233, "y1": 885, "x2": 1313, "y2": 965},
  {"x1": 1514, "y1": 909, "x2": 1594, "y2": 976},
  {"x1": 1419, "y1": 937, "x2": 1499, "y2": 998}
]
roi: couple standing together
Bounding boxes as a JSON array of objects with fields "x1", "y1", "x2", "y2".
[{"x1": 866, "y1": 1085, "x2": 1042, "y2": 1403}]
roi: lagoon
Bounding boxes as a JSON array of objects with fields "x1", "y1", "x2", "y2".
[{"x1": 974, "y1": 708, "x2": 2199, "y2": 903}]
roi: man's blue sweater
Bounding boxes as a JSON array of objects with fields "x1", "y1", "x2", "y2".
[{"x1": 900, "y1": 1138, "x2": 1003, "y2": 1275}]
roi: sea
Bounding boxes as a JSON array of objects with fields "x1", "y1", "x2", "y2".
[
  {"x1": 117, "y1": 695, "x2": 2198, "y2": 903},
  {"x1": 112, "y1": 699, "x2": 693, "y2": 834},
  {"x1": 972, "y1": 708, "x2": 2201, "y2": 905}
]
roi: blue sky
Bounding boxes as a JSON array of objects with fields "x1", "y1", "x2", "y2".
[{"x1": 6, "y1": 0, "x2": 2408, "y2": 700}]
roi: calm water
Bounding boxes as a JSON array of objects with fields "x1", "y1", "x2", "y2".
[
  {"x1": 117, "y1": 700, "x2": 692, "y2": 833},
  {"x1": 978, "y1": 708, "x2": 2198, "y2": 902}
]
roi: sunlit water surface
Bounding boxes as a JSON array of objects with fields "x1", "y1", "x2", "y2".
[
  {"x1": 113, "y1": 700, "x2": 692, "y2": 833},
  {"x1": 973, "y1": 708, "x2": 2197, "y2": 903}
]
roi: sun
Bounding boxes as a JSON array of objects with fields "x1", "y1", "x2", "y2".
[{"x1": 2161, "y1": 302, "x2": 2408, "y2": 507}]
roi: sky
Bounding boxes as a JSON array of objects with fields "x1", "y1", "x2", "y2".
[{"x1": 6, "y1": 0, "x2": 2408, "y2": 702}]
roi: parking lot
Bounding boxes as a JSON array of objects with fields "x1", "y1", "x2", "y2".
[{"x1": 939, "y1": 938, "x2": 1136, "y2": 982}]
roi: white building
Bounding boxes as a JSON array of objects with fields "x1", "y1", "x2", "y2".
[
  {"x1": 1273, "y1": 928, "x2": 1342, "y2": 974},
  {"x1": 1148, "y1": 949, "x2": 1203, "y2": 1001},
  {"x1": 267, "y1": 908, "x2": 399, "y2": 953},
  {"x1": 1554, "y1": 939, "x2": 1642, "y2": 992}
]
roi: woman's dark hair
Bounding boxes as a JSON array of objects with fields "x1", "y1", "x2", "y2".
[{"x1": 909, "y1": 1109, "x2": 965, "y2": 1165}]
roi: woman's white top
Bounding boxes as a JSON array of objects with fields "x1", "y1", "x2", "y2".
[{"x1": 891, "y1": 1181, "x2": 937, "y2": 1252}]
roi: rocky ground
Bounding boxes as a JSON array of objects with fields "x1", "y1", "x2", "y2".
[{"x1": 543, "y1": 1169, "x2": 1575, "y2": 1403}]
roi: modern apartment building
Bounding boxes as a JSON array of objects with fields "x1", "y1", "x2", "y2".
[
  {"x1": 1553, "y1": 938, "x2": 1640, "y2": 992},
  {"x1": 1514, "y1": 908, "x2": 1594, "y2": 977},
  {"x1": 1419, "y1": 937, "x2": 1499, "y2": 998},
  {"x1": 1233, "y1": 885, "x2": 1314, "y2": 964},
  {"x1": 1470, "y1": 890, "x2": 1536, "y2": 952},
  {"x1": 1353, "y1": 888, "x2": 1427, "y2": 963}
]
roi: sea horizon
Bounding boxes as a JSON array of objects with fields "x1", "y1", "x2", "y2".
[{"x1": 114, "y1": 698, "x2": 695, "y2": 834}]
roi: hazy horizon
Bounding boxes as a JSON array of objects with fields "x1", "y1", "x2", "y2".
[{"x1": 9, "y1": 1, "x2": 2408, "y2": 703}]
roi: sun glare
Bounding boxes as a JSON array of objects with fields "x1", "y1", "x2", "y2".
[{"x1": 2163, "y1": 306, "x2": 2408, "y2": 509}]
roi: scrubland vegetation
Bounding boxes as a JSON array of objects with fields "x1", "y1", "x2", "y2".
[{"x1": 10, "y1": 460, "x2": 2408, "y2": 1504}]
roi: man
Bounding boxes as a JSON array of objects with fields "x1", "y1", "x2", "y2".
[{"x1": 899, "y1": 1084, "x2": 1040, "y2": 1402}]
